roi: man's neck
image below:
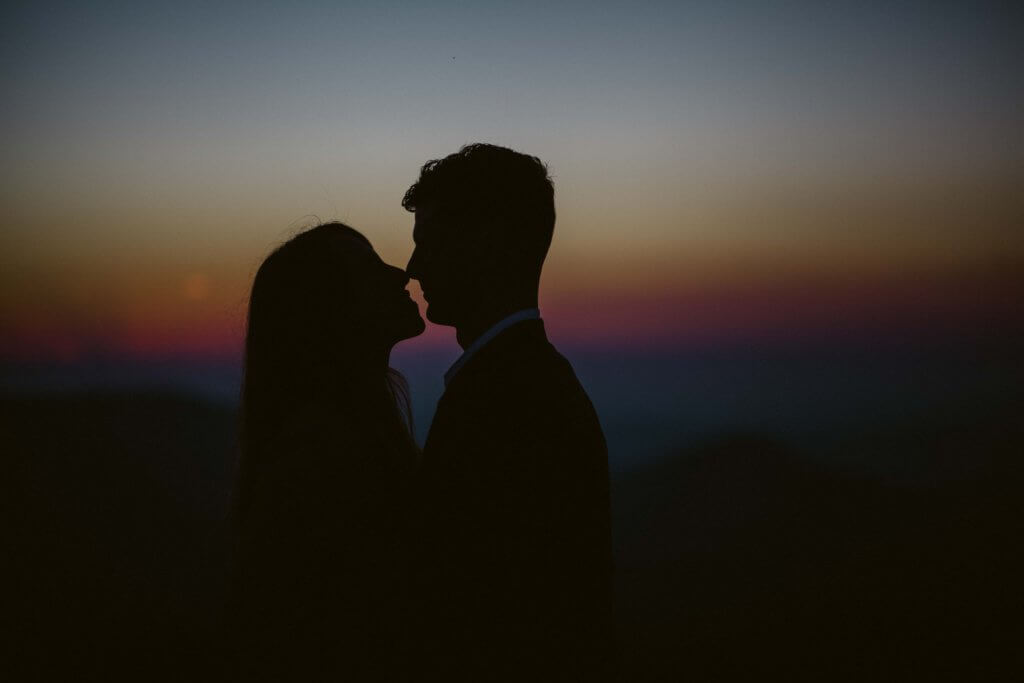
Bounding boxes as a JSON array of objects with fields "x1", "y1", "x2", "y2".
[{"x1": 455, "y1": 299, "x2": 538, "y2": 350}]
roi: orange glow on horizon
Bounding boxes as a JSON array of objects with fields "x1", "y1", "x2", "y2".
[{"x1": 4, "y1": 263, "x2": 1020, "y2": 362}]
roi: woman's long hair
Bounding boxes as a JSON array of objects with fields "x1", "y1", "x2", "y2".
[{"x1": 233, "y1": 222, "x2": 415, "y2": 524}]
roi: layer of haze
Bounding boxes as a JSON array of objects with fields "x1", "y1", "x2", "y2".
[{"x1": 2, "y1": 0, "x2": 1021, "y2": 359}]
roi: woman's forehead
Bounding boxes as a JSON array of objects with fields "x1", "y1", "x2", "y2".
[{"x1": 329, "y1": 233, "x2": 383, "y2": 274}]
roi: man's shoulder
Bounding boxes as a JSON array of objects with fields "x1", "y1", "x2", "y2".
[
  {"x1": 446, "y1": 342, "x2": 597, "y2": 439},
  {"x1": 453, "y1": 329, "x2": 584, "y2": 400}
]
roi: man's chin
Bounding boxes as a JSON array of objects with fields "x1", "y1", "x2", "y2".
[
  {"x1": 425, "y1": 305, "x2": 456, "y2": 327},
  {"x1": 400, "y1": 317, "x2": 427, "y2": 341}
]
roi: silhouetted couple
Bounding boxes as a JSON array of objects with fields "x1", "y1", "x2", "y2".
[{"x1": 229, "y1": 144, "x2": 614, "y2": 682}]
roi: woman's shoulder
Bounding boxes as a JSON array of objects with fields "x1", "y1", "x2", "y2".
[
  {"x1": 269, "y1": 403, "x2": 376, "y2": 471},
  {"x1": 244, "y1": 406, "x2": 380, "y2": 517},
  {"x1": 268, "y1": 402, "x2": 416, "y2": 476},
  {"x1": 277, "y1": 402, "x2": 361, "y2": 440}
]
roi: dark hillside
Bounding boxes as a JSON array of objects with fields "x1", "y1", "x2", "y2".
[
  {"x1": 5, "y1": 394, "x2": 236, "y2": 680},
  {"x1": 5, "y1": 393, "x2": 1021, "y2": 680}
]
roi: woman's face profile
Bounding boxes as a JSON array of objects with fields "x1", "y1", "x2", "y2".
[{"x1": 335, "y1": 233, "x2": 425, "y2": 345}]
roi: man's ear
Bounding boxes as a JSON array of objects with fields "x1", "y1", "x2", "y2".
[
  {"x1": 469, "y1": 216, "x2": 507, "y2": 263},
  {"x1": 476, "y1": 214, "x2": 506, "y2": 238},
  {"x1": 489, "y1": 215, "x2": 538, "y2": 264}
]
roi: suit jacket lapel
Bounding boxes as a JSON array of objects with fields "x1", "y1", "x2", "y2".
[
  {"x1": 422, "y1": 390, "x2": 452, "y2": 466},
  {"x1": 422, "y1": 320, "x2": 548, "y2": 468}
]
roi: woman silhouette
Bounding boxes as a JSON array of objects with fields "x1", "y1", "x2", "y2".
[{"x1": 229, "y1": 222, "x2": 424, "y2": 682}]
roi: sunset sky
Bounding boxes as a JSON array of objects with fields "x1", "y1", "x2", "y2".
[{"x1": 2, "y1": 1, "x2": 1021, "y2": 360}]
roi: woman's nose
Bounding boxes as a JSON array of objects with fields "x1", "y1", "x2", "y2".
[{"x1": 390, "y1": 264, "x2": 410, "y2": 287}]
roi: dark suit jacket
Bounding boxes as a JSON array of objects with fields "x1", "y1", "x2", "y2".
[{"x1": 414, "y1": 319, "x2": 614, "y2": 682}]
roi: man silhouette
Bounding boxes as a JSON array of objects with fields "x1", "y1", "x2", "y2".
[{"x1": 403, "y1": 143, "x2": 614, "y2": 682}]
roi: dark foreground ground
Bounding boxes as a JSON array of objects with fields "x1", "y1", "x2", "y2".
[{"x1": 5, "y1": 392, "x2": 1022, "y2": 681}]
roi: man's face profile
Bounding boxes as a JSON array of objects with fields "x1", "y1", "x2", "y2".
[{"x1": 407, "y1": 203, "x2": 482, "y2": 326}]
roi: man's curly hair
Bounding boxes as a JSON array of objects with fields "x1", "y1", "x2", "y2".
[{"x1": 402, "y1": 143, "x2": 555, "y2": 249}]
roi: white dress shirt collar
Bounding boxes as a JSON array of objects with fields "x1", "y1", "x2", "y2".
[{"x1": 443, "y1": 308, "x2": 541, "y2": 387}]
